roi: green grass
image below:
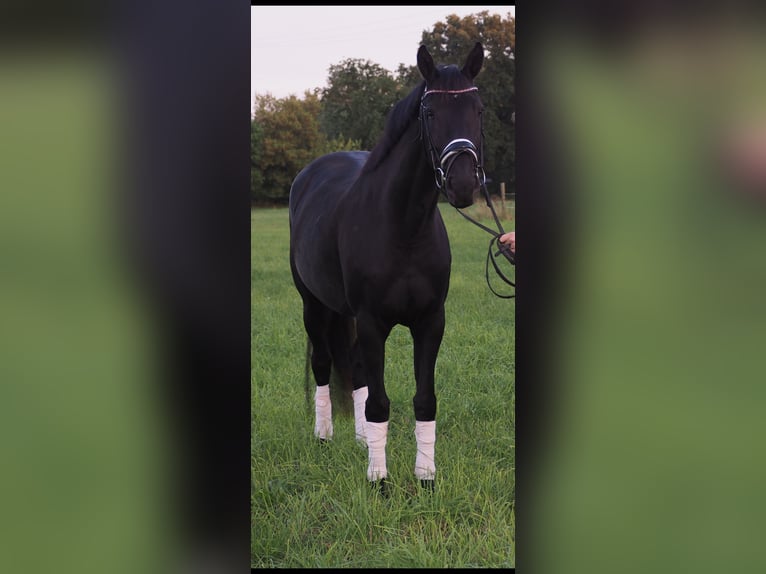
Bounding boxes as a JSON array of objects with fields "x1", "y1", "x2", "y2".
[{"x1": 251, "y1": 204, "x2": 515, "y2": 568}]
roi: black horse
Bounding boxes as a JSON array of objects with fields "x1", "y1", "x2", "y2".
[{"x1": 289, "y1": 43, "x2": 485, "y2": 490}]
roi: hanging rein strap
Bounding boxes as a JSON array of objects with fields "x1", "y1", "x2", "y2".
[
  {"x1": 456, "y1": 180, "x2": 516, "y2": 300},
  {"x1": 420, "y1": 86, "x2": 515, "y2": 299}
]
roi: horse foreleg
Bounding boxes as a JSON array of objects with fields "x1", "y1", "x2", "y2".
[
  {"x1": 411, "y1": 309, "x2": 445, "y2": 485},
  {"x1": 356, "y1": 314, "x2": 391, "y2": 482},
  {"x1": 352, "y1": 385, "x2": 368, "y2": 446}
]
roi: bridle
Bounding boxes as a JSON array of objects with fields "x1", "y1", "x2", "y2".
[
  {"x1": 419, "y1": 86, "x2": 515, "y2": 299},
  {"x1": 420, "y1": 87, "x2": 485, "y2": 191}
]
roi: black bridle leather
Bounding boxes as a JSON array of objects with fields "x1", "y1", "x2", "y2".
[
  {"x1": 420, "y1": 87, "x2": 485, "y2": 191},
  {"x1": 419, "y1": 86, "x2": 515, "y2": 299}
]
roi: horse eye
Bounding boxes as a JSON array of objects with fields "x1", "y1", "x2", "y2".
[{"x1": 426, "y1": 109, "x2": 435, "y2": 119}]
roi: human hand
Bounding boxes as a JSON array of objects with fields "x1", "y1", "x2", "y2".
[{"x1": 499, "y1": 231, "x2": 515, "y2": 254}]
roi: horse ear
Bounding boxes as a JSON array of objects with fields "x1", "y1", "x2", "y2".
[
  {"x1": 461, "y1": 42, "x2": 484, "y2": 80},
  {"x1": 417, "y1": 45, "x2": 437, "y2": 83}
]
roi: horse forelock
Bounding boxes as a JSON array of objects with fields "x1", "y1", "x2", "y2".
[{"x1": 427, "y1": 64, "x2": 475, "y2": 92}]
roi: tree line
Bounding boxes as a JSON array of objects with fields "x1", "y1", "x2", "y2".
[{"x1": 251, "y1": 11, "x2": 515, "y2": 205}]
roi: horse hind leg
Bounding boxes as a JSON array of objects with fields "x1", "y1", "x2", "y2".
[
  {"x1": 326, "y1": 314, "x2": 356, "y2": 416},
  {"x1": 348, "y1": 335, "x2": 368, "y2": 446},
  {"x1": 301, "y1": 299, "x2": 335, "y2": 441},
  {"x1": 326, "y1": 314, "x2": 371, "y2": 447},
  {"x1": 304, "y1": 307, "x2": 365, "y2": 444},
  {"x1": 311, "y1": 349, "x2": 333, "y2": 441},
  {"x1": 330, "y1": 315, "x2": 367, "y2": 447}
]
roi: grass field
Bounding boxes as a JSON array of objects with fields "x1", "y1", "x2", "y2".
[{"x1": 251, "y1": 203, "x2": 515, "y2": 568}]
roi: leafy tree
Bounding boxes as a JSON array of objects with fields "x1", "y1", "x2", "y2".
[
  {"x1": 251, "y1": 92, "x2": 364, "y2": 203},
  {"x1": 252, "y1": 92, "x2": 327, "y2": 203},
  {"x1": 250, "y1": 11, "x2": 515, "y2": 206},
  {"x1": 250, "y1": 118, "x2": 264, "y2": 201},
  {"x1": 319, "y1": 59, "x2": 400, "y2": 150},
  {"x1": 395, "y1": 62, "x2": 423, "y2": 95},
  {"x1": 320, "y1": 135, "x2": 362, "y2": 156}
]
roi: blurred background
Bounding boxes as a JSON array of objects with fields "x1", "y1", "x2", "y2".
[
  {"x1": 518, "y1": 3, "x2": 766, "y2": 574},
  {"x1": 1, "y1": 2, "x2": 765, "y2": 573},
  {"x1": 0, "y1": 2, "x2": 250, "y2": 573}
]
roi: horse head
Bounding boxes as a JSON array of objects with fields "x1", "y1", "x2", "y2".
[{"x1": 418, "y1": 42, "x2": 485, "y2": 209}]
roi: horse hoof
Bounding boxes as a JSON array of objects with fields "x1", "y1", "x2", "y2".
[
  {"x1": 419, "y1": 479, "x2": 435, "y2": 492},
  {"x1": 370, "y1": 478, "x2": 391, "y2": 498}
]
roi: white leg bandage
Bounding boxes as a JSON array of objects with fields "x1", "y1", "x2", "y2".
[
  {"x1": 365, "y1": 420, "x2": 389, "y2": 481},
  {"x1": 414, "y1": 420, "x2": 436, "y2": 480},
  {"x1": 352, "y1": 387, "x2": 368, "y2": 446},
  {"x1": 314, "y1": 385, "x2": 333, "y2": 440}
]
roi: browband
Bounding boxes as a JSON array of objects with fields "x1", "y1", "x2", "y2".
[{"x1": 422, "y1": 86, "x2": 479, "y2": 99}]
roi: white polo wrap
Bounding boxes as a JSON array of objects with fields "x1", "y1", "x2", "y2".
[
  {"x1": 414, "y1": 420, "x2": 436, "y2": 480},
  {"x1": 365, "y1": 420, "x2": 389, "y2": 481},
  {"x1": 352, "y1": 386, "x2": 368, "y2": 445},
  {"x1": 314, "y1": 384, "x2": 333, "y2": 440}
]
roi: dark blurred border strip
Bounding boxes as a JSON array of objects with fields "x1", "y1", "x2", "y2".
[{"x1": 118, "y1": 1, "x2": 251, "y2": 571}]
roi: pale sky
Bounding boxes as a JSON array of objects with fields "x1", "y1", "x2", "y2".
[{"x1": 251, "y1": 5, "x2": 515, "y2": 109}]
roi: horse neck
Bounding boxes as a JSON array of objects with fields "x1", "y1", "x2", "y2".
[{"x1": 371, "y1": 124, "x2": 440, "y2": 239}]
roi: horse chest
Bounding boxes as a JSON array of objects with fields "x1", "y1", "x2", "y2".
[
  {"x1": 348, "y1": 255, "x2": 449, "y2": 322},
  {"x1": 383, "y1": 272, "x2": 439, "y2": 317}
]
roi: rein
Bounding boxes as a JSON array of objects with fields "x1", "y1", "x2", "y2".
[
  {"x1": 420, "y1": 86, "x2": 515, "y2": 299},
  {"x1": 455, "y1": 178, "x2": 516, "y2": 300}
]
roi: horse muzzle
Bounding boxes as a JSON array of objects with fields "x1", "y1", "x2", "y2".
[{"x1": 437, "y1": 139, "x2": 483, "y2": 208}]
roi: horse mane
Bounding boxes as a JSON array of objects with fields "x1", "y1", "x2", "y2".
[
  {"x1": 361, "y1": 80, "x2": 425, "y2": 174},
  {"x1": 361, "y1": 64, "x2": 473, "y2": 175}
]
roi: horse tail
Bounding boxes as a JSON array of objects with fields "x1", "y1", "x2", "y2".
[{"x1": 327, "y1": 314, "x2": 356, "y2": 416}]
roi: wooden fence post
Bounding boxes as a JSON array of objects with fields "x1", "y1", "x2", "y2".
[{"x1": 500, "y1": 182, "x2": 506, "y2": 216}]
